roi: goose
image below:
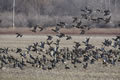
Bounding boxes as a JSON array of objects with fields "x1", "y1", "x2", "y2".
[
  {"x1": 51, "y1": 26, "x2": 60, "y2": 33},
  {"x1": 66, "y1": 35, "x2": 72, "y2": 40},
  {"x1": 72, "y1": 17, "x2": 79, "y2": 23},
  {"x1": 16, "y1": 48, "x2": 22, "y2": 53},
  {"x1": 16, "y1": 33, "x2": 23, "y2": 38},
  {"x1": 38, "y1": 26, "x2": 44, "y2": 31},
  {"x1": 104, "y1": 10, "x2": 110, "y2": 16},
  {"x1": 83, "y1": 63, "x2": 88, "y2": 69},
  {"x1": 56, "y1": 33, "x2": 65, "y2": 38},
  {"x1": 31, "y1": 25, "x2": 38, "y2": 32},
  {"x1": 47, "y1": 35, "x2": 53, "y2": 40},
  {"x1": 80, "y1": 30, "x2": 85, "y2": 34}
]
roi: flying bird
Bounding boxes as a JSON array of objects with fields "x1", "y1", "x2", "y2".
[
  {"x1": 56, "y1": 33, "x2": 65, "y2": 38},
  {"x1": 38, "y1": 26, "x2": 44, "y2": 31},
  {"x1": 80, "y1": 30, "x2": 85, "y2": 34},
  {"x1": 104, "y1": 10, "x2": 110, "y2": 16},
  {"x1": 47, "y1": 35, "x2": 53, "y2": 40},
  {"x1": 66, "y1": 35, "x2": 72, "y2": 40},
  {"x1": 52, "y1": 27, "x2": 60, "y2": 33},
  {"x1": 16, "y1": 33, "x2": 23, "y2": 38},
  {"x1": 31, "y1": 25, "x2": 38, "y2": 32},
  {"x1": 72, "y1": 17, "x2": 79, "y2": 23}
]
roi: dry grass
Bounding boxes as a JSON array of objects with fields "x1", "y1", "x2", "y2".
[{"x1": 0, "y1": 35, "x2": 120, "y2": 80}]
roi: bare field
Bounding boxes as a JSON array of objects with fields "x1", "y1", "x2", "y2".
[
  {"x1": 0, "y1": 35, "x2": 115, "y2": 49},
  {"x1": 0, "y1": 35, "x2": 120, "y2": 80}
]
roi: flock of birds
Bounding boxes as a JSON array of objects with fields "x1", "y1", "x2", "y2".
[{"x1": 0, "y1": 7, "x2": 120, "y2": 70}]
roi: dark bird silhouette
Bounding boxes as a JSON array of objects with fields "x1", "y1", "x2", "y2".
[
  {"x1": 90, "y1": 59, "x2": 95, "y2": 64},
  {"x1": 104, "y1": 10, "x2": 110, "y2": 16},
  {"x1": 54, "y1": 39, "x2": 60, "y2": 45},
  {"x1": 102, "y1": 39, "x2": 112, "y2": 47},
  {"x1": 47, "y1": 35, "x2": 53, "y2": 40},
  {"x1": 18, "y1": 63, "x2": 24, "y2": 70},
  {"x1": 0, "y1": 48, "x2": 9, "y2": 54},
  {"x1": 66, "y1": 35, "x2": 72, "y2": 40},
  {"x1": 20, "y1": 53, "x2": 26, "y2": 58},
  {"x1": 72, "y1": 17, "x2": 79, "y2": 23},
  {"x1": 29, "y1": 54, "x2": 35, "y2": 60},
  {"x1": 118, "y1": 24, "x2": 120, "y2": 27},
  {"x1": 33, "y1": 42, "x2": 38, "y2": 47},
  {"x1": 81, "y1": 9, "x2": 86, "y2": 12},
  {"x1": 83, "y1": 63, "x2": 88, "y2": 69},
  {"x1": 0, "y1": 48, "x2": 4, "y2": 53},
  {"x1": 32, "y1": 25, "x2": 38, "y2": 32},
  {"x1": 104, "y1": 16, "x2": 111, "y2": 24},
  {"x1": 96, "y1": 9, "x2": 101, "y2": 12},
  {"x1": 80, "y1": 30, "x2": 85, "y2": 34},
  {"x1": 83, "y1": 55, "x2": 89, "y2": 62},
  {"x1": 76, "y1": 21, "x2": 82, "y2": 28},
  {"x1": 52, "y1": 27, "x2": 60, "y2": 33},
  {"x1": 112, "y1": 36, "x2": 120, "y2": 41},
  {"x1": 16, "y1": 48, "x2": 22, "y2": 53},
  {"x1": 65, "y1": 65, "x2": 70, "y2": 69},
  {"x1": 0, "y1": 20, "x2": 2, "y2": 23},
  {"x1": 56, "y1": 33, "x2": 65, "y2": 38},
  {"x1": 81, "y1": 14, "x2": 88, "y2": 19},
  {"x1": 46, "y1": 41, "x2": 53, "y2": 46},
  {"x1": 57, "y1": 22, "x2": 67, "y2": 28},
  {"x1": 16, "y1": 33, "x2": 23, "y2": 38},
  {"x1": 85, "y1": 7, "x2": 92, "y2": 14},
  {"x1": 38, "y1": 26, "x2": 44, "y2": 31},
  {"x1": 39, "y1": 42, "x2": 45, "y2": 48},
  {"x1": 26, "y1": 45, "x2": 32, "y2": 54},
  {"x1": 83, "y1": 38, "x2": 90, "y2": 45},
  {"x1": 74, "y1": 42, "x2": 81, "y2": 48}
]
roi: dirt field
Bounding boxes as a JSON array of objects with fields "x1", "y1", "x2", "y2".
[
  {"x1": 0, "y1": 34, "x2": 120, "y2": 80},
  {"x1": 0, "y1": 28, "x2": 120, "y2": 35}
]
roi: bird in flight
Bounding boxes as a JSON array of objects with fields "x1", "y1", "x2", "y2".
[{"x1": 16, "y1": 33, "x2": 23, "y2": 38}]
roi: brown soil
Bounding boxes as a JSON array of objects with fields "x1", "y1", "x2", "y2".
[{"x1": 0, "y1": 27, "x2": 120, "y2": 35}]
